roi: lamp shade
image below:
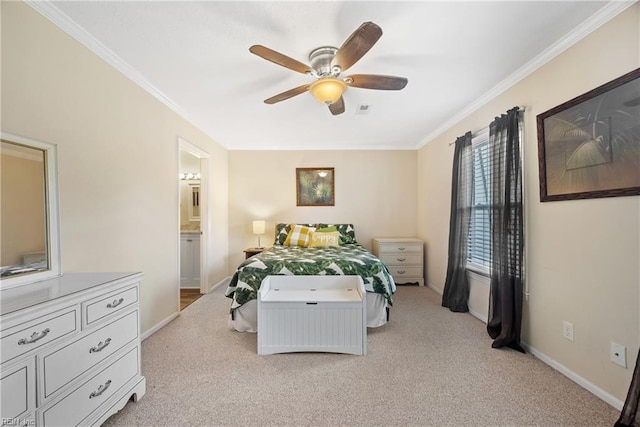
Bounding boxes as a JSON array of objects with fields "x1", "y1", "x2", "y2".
[
  {"x1": 309, "y1": 78, "x2": 347, "y2": 105},
  {"x1": 252, "y1": 220, "x2": 266, "y2": 235}
]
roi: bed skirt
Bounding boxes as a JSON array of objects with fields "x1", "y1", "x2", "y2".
[{"x1": 228, "y1": 292, "x2": 389, "y2": 333}]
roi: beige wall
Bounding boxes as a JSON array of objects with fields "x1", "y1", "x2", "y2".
[
  {"x1": 1, "y1": 2, "x2": 230, "y2": 333},
  {"x1": 418, "y1": 5, "x2": 639, "y2": 403},
  {"x1": 228, "y1": 150, "x2": 417, "y2": 269},
  {"x1": 4, "y1": 0, "x2": 637, "y2": 408}
]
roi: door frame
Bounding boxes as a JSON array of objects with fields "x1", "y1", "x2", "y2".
[{"x1": 177, "y1": 137, "x2": 210, "y2": 300}]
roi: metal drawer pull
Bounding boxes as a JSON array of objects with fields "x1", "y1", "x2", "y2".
[
  {"x1": 106, "y1": 297, "x2": 124, "y2": 308},
  {"x1": 89, "y1": 338, "x2": 112, "y2": 353},
  {"x1": 18, "y1": 328, "x2": 51, "y2": 345},
  {"x1": 397, "y1": 247, "x2": 406, "y2": 251},
  {"x1": 89, "y1": 379, "x2": 112, "y2": 399},
  {"x1": 397, "y1": 257, "x2": 406, "y2": 262},
  {"x1": 397, "y1": 270, "x2": 406, "y2": 274}
]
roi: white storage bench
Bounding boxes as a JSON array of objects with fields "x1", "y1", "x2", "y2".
[{"x1": 257, "y1": 275, "x2": 367, "y2": 356}]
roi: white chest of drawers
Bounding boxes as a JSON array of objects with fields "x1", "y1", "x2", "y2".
[
  {"x1": 372, "y1": 238, "x2": 425, "y2": 286},
  {"x1": 0, "y1": 272, "x2": 146, "y2": 426}
]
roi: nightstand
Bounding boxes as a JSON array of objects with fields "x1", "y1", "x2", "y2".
[
  {"x1": 244, "y1": 247, "x2": 266, "y2": 259},
  {"x1": 372, "y1": 238, "x2": 424, "y2": 286}
]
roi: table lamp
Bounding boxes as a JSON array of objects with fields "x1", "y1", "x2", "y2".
[{"x1": 253, "y1": 220, "x2": 266, "y2": 248}]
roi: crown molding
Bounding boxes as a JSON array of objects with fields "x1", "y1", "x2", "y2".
[
  {"x1": 227, "y1": 143, "x2": 418, "y2": 151},
  {"x1": 24, "y1": 1, "x2": 412, "y2": 152},
  {"x1": 25, "y1": 0, "x2": 214, "y2": 142},
  {"x1": 25, "y1": 0, "x2": 635, "y2": 151},
  {"x1": 416, "y1": 0, "x2": 637, "y2": 149}
]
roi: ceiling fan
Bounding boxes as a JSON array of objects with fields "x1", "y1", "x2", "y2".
[{"x1": 249, "y1": 22, "x2": 408, "y2": 116}]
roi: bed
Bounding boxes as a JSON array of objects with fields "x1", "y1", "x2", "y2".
[{"x1": 225, "y1": 223, "x2": 396, "y2": 332}]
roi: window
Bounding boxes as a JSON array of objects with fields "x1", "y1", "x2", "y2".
[
  {"x1": 467, "y1": 130, "x2": 491, "y2": 274},
  {"x1": 466, "y1": 120, "x2": 524, "y2": 276}
]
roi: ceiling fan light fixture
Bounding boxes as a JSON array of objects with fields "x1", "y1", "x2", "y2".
[
  {"x1": 251, "y1": 22, "x2": 406, "y2": 115},
  {"x1": 309, "y1": 78, "x2": 347, "y2": 105}
]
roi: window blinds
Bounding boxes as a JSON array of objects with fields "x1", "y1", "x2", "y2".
[{"x1": 469, "y1": 136, "x2": 492, "y2": 269}]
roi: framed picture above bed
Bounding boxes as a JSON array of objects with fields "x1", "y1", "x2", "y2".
[
  {"x1": 536, "y1": 68, "x2": 640, "y2": 202},
  {"x1": 296, "y1": 167, "x2": 335, "y2": 206}
]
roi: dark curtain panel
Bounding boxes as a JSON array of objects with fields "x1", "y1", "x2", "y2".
[
  {"x1": 486, "y1": 107, "x2": 525, "y2": 352},
  {"x1": 616, "y1": 348, "x2": 640, "y2": 426},
  {"x1": 442, "y1": 132, "x2": 473, "y2": 312}
]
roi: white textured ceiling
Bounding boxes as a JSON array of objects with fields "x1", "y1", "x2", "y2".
[{"x1": 31, "y1": 1, "x2": 627, "y2": 150}]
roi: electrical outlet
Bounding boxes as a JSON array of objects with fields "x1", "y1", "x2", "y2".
[
  {"x1": 611, "y1": 342, "x2": 627, "y2": 368},
  {"x1": 562, "y1": 321, "x2": 574, "y2": 342}
]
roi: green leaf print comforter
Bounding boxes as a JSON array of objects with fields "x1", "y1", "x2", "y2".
[{"x1": 225, "y1": 244, "x2": 396, "y2": 311}]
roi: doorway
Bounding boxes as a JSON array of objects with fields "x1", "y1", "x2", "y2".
[{"x1": 178, "y1": 138, "x2": 210, "y2": 311}]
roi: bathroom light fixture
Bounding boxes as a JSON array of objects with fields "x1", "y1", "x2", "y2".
[
  {"x1": 180, "y1": 172, "x2": 201, "y2": 180},
  {"x1": 253, "y1": 220, "x2": 266, "y2": 248},
  {"x1": 309, "y1": 78, "x2": 346, "y2": 105}
]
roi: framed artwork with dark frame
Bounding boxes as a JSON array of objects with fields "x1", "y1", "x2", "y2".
[
  {"x1": 536, "y1": 68, "x2": 640, "y2": 202},
  {"x1": 296, "y1": 167, "x2": 335, "y2": 206}
]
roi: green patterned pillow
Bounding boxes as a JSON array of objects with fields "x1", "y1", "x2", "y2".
[
  {"x1": 273, "y1": 223, "x2": 292, "y2": 245},
  {"x1": 315, "y1": 226, "x2": 337, "y2": 233},
  {"x1": 317, "y1": 223, "x2": 357, "y2": 244}
]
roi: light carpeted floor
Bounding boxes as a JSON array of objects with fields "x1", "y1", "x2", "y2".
[{"x1": 104, "y1": 284, "x2": 620, "y2": 426}]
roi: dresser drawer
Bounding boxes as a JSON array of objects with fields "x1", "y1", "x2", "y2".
[
  {"x1": 40, "y1": 346, "x2": 140, "y2": 427},
  {"x1": 379, "y1": 254, "x2": 422, "y2": 266},
  {"x1": 83, "y1": 285, "x2": 138, "y2": 327},
  {"x1": 41, "y1": 310, "x2": 139, "y2": 399},
  {"x1": 1, "y1": 308, "x2": 78, "y2": 364},
  {"x1": 0, "y1": 359, "x2": 35, "y2": 422},
  {"x1": 377, "y1": 242, "x2": 423, "y2": 254},
  {"x1": 387, "y1": 266, "x2": 423, "y2": 278}
]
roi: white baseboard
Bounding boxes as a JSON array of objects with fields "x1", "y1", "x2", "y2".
[
  {"x1": 209, "y1": 276, "x2": 231, "y2": 292},
  {"x1": 427, "y1": 282, "x2": 488, "y2": 323},
  {"x1": 427, "y1": 280, "x2": 622, "y2": 410},
  {"x1": 142, "y1": 277, "x2": 231, "y2": 340},
  {"x1": 468, "y1": 309, "x2": 488, "y2": 324},
  {"x1": 521, "y1": 342, "x2": 624, "y2": 411},
  {"x1": 141, "y1": 312, "x2": 179, "y2": 341},
  {"x1": 426, "y1": 282, "x2": 443, "y2": 295}
]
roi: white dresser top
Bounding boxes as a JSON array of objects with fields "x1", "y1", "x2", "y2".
[
  {"x1": 0, "y1": 272, "x2": 141, "y2": 315},
  {"x1": 373, "y1": 237, "x2": 424, "y2": 243}
]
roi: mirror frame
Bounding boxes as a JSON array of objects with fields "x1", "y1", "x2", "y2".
[
  {"x1": 0, "y1": 132, "x2": 61, "y2": 289},
  {"x1": 188, "y1": 184, "x2": 200, "y2": 221}
]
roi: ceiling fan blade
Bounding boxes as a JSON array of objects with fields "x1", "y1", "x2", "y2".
[
  {"x1": 329, "y1": 97, "x2": 345, "y2": 115},
  {"x1": 250, "y1": 45, "x2": 313, "y2": 75},
  {"x1": 264, "y1": 84, "x2": 309, "y2": 104},
  {"x1": 331, "y1": 22, "x2": 383, "y2": 72},
  {"x1": 347, "y1": 74, "x2": 408, "y2": 90}
]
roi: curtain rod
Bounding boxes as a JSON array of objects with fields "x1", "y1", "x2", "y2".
[{"x1": 448, "y1": 106, "x2": 526, "y2": 146}]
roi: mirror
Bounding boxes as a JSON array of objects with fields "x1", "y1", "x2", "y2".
[
  {"x1": 188, "y1": 184, "x2": 200, "y2": 221},
  {"x1": 0, "y1": 132, "x2": 60, "y2": 289}
]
